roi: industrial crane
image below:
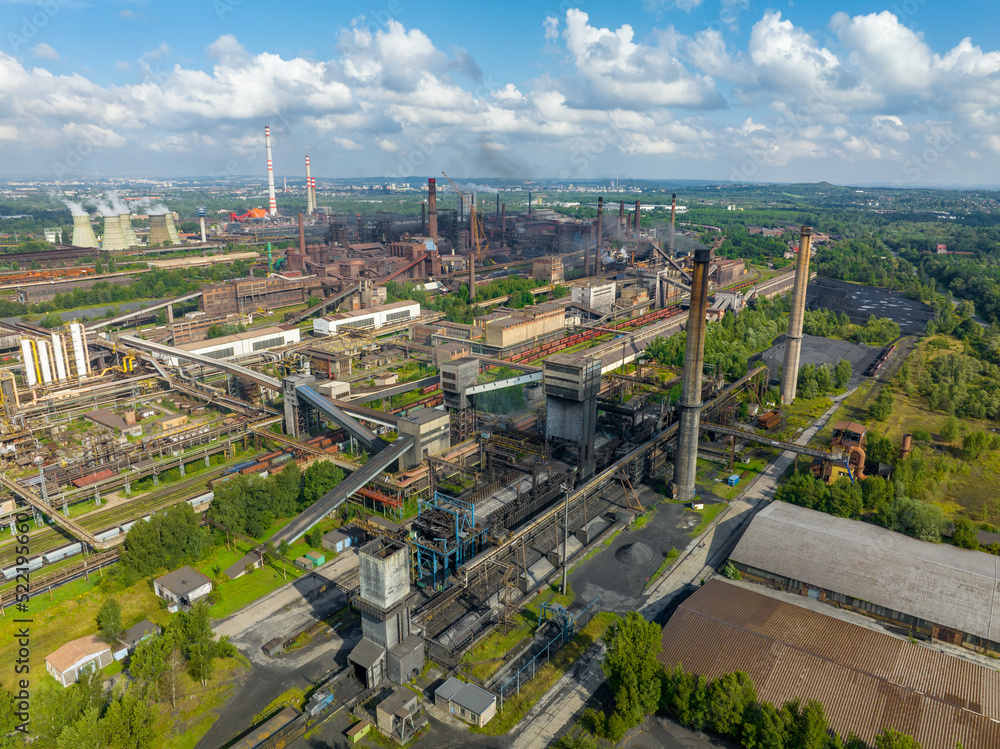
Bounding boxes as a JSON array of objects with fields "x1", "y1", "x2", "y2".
[{"x1": 440, "y1": 172, "x2": 488, "y2": 261}]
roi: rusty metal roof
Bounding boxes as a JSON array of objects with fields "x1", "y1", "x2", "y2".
[
  {"x1": 659, "y1": 579, "x2": 1000, "y2": 749},
  {"x1": 730, "y1": 501, "x2": 1000, "y2": 642}
]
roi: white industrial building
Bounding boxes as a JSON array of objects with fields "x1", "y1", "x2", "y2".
[
  {"x1": 161, "y1": 325, "x2": 300, "y2": 366},
  {"x1": 313, "y1": 301, "x2": 420, "y2": 336},
  {"x1": 570, "y1": 279, "x2": 617, "y2": 314}
]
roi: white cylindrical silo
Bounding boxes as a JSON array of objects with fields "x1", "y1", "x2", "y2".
[
  {"x1": 37, "y1": 340, "x2": 53, "y2": 385},
  {"x1": 51, "y1": 333, "x2": 67, "y2": 381},
  {"x1": 69, "y1": 323, "x2": 89, "y2": 378},
  {"x1": 20, "y1": 339, "x2": 37, "y2": 388}
]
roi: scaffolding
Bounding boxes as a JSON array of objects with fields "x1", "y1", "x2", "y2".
[{"x1": 412, "y1": 492, "x2": 487, "y2": 590}]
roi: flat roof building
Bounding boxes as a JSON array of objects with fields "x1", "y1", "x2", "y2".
[
  {"x1": 153, "y1": 565, "x2": 213, "y2": 606},
  {"x1": 730, "y1": 501, "x2": 1000, "y2": 651},
  {"x1": 660, "y1": 579, "x2": 1000, "y2": 749},
  {"x1": 314, "y1": 301, "x2": 420, "y2": 337},
  {"x1": 159, "y1": 325, "x2": 300, "y2": 366},
  {"x1": 434, "y1": 677, "x2": 497, "y2": 727}
]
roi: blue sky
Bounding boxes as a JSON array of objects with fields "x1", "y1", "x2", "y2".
[{"x1": 3, "y1": 0, "x2": 1000, "y2": 184}]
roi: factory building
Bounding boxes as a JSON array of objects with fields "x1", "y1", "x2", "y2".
[
  {"x1": 157, "y1": 325, "x2": 300, "y2": 366},
  {"x1": 570, "y1": 279, "x2": 616, "y2": 314},
  {"x1": 348, "y1": 539, "x2": 424, "y2": 690},
  {"x1": 200, "y1": 276, "x2": 316, "y2": 316},
  {"x1": 708, "y1": 257, "x2": 747, "y2": 288},
  {"x1": 313, "y1": 301, "x2": 420, "y2": 336},
  {"x1": 659, "y1": 579, "x2": 1000, "y2": 749},
  {"x1": 482, "y1": 303, "x2": 565, "y2": 348},
  {"x1": 730, "y1": 501, "x2": 1000, "y2": 652},
  {"x1": 532, "y1": 256, "x2": 564, "y2": 283}
]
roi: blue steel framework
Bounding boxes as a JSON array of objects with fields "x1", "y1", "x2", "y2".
[{"x1": 413, "y1": 492, "x2": 487, "y2": 589}]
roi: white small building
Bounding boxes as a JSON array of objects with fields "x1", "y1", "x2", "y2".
[
  {"x1": 317, "y1": 380, "x2": 351, "y2": 399},
  {"x1": 434, "y1": 677, "x2": 497, "y2": 727},
  {"x1": 571, "y1": 280, "x2": 617, "y2": 315},
  {"x1": 153, "y1": 566, "x2": 213, "y2": 606},
  {"x1": 160, "y1": 325, "x2": 300, "y2": 366},
  {"x1": 313, "y1": 301, "x2": 420, "y2": 336}
]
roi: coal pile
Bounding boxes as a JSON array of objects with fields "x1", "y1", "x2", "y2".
[{"x1": 615, "y1": 542, "x2": 656, "y2": 567}]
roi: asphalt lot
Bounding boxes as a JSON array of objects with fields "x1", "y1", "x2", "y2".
[
  {"x1": 755, "y1": 333, "x2": 882, "y2": 388},
  {"x1": 806, "y1": 277, "x2": 933, "y2": 335}
]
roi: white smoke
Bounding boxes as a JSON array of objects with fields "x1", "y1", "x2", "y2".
[
  {"x1": 131, "y1": 196, "x2": 170, "y2": 215},
  {"x1": 52, "y1": 193, "x2": 88, "y2": 216},
  {"x1": 456, "y1": 182, "x2": 498, "y2": 194},
  {"x1": 88, "y1": 190, "x2": 131, "y2": 217}
]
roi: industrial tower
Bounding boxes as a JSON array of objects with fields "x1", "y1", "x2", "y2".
[{"x1": 781, "y1": 226, "x2": 813, "y2": 404}]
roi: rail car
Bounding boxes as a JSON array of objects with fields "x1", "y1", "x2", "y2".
[
  {"x1": 0, "y1": 491, "x2": 215, "y2": 581},
  {"x1": 419, "y1": 384, "x2": 439, "y2": 395}
]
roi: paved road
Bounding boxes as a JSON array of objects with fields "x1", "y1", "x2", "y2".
[
  {"x1": 511, "y1": 390, "x2": 856, "y2": 748},
  {"x1": 197, "y1": 551, "x2": 361, "y2": 749}
]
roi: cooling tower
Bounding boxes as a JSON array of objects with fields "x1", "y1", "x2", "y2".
[
  {"x1": 149, "y1": 214, "x2": 180, "y2": 246},
  {"x1": 71, "y1": 215, "x2": 99, "y2": 248},
  {"x1": 101, "y1": 214, "x2": 130, "y2": 251},
  {"x1": 119, "y1": 213, "x2": 138, "y2": 247}
]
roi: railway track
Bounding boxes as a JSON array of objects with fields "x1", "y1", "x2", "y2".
[{"x1": 857, "y1": 336, "x2": 916, "y2": 411}]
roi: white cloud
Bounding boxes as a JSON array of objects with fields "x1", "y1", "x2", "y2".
[
  {"x1": 543, "y1": 16, "x2": 559, "y2": 43},
  {"x1": 333, "y1": 137, "x2": 363, "y2": 151},
  {"x1": 32, "y1": 43, "x2": 59, "y2": 61}
]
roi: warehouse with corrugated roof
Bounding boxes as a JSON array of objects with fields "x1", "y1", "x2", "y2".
[
  {"x1": 659, "y1": 579, "x2": 1000, "y2": 749},
  {"x1": 729, "y1": 501, "x2": 1000, "y2": 652}
]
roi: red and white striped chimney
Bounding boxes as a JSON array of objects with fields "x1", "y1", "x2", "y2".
[
  {"x1": 305, "y1": 155, "x2": 314, "y2": 215},
  {"x1": 265, "y1": 126, "x2": 277, "y2": 217}
]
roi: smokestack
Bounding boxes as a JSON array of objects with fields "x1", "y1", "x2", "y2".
[
  {"x1": 500, "y1": 203, "x2": 506, "y2": 247},
  {"x1": 71, "y1": 215, "x2": 98, "y2": 248},
  {"x1": 674, "y1": 247, "x2": 712, "y2": 502},
  {"x1": 265, "y1": 125, "x2": 277, "y2": 217},
  {"x1": 427, "y1": 178, "x2": 438, "y2": 242},
  {"x1": 298, "y1": 213, "x2": 306, "y2": 254},
  {"x1": 421, "y1": 202, "x2": 426, "y2": 235},
  {"x1": 496, "y1": 193, "x2": 500, "y2": 217},
  {"x1": 469, "y1": 255, "x2": 476, "y2": 302},
  {"x1": 595, "y1": 197, "x2": 603, "y2": 277},
  {"x1": 781, "y1": 226, "x2": 813, "y2": 404},
  {"x1": 633, "y1": 200, "x2": 641, "y2": 240},
  {"x1": 670, "y1": 194, "x2": 677, "y2": 256},
  {"x1": 197, "y1": 206, "x2": 207, "y2": 243},
  {"x1": 305, "y1": 156, "x2": 314, "y2": 215},
  {"x1": 528, "y1": 192, "x2": 532, "y2": 216},
  {"x1": 619, "y1": 200, "x2": 625, "y2": 238}
]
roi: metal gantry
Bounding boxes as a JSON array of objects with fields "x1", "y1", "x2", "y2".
[{"x1": 412, "y1": 492, "x2": 487, "y2": 590}]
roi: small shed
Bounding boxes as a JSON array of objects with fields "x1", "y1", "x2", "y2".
[
  {"x1": 304, "y1": 550, "x2": 325, "y2": 567},
  {"x1": 434, "y1": 677, "x2": 497, "y2": 728},
  {"x1": 295, "y1": 556, "x2": 313, "y2": 570},
  {"x1": 346, "y1": 720, "x2": 372, "y2": 744},
  {"x1": 224, "y1": 551, "x2": 264, "y2": 580},
  {"x1": 118, "y1": 619, "x2": 159, "y2": 654},
  {"x1": 322, "y1": 529, "x2": 353, "y2": 554},
  {"x1": 262, "y1": 637, "x2": 284, "y2": 657},
  {"x1": 375, "y1": 687, "x2": 425, "y2": 743},
  {"x1": 373, "y1": 372, "x2": 399, "y2": 386},
  {"x1": 727, "y1": 474, "x2": 740, "y2": 486}
]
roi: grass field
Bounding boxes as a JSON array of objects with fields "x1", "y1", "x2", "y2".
[{"x1": 687, "y1": 504, "x2": 726, "y2": 537}]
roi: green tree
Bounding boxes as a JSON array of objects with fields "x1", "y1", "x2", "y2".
[
  {"x1": 270, "y1": 462, "x2": 302, "y2": 516},
  {"x1": 97, "y1": 598, "x2": 124, "y2": 643},
  {"x1": 706, "y1": 671, "x2": 756, "y2": 736},
  {"x1": 874, "y1": 728, "x2": 922, "y2": 749},
  {"x1": 861, "y1": 477, "x2": 894, "y2": 514},
  {"x1": 56, "y1": 706, "x2": 106, "y2": 749},
  {"x1": 741, "y1": 701, "x2": 788, "y2": 749},
  {"x1": 865, "y1": 433, "x2": 896, "y2": 468},
  {"x1": 962, "y1": 431, "x2": 992, "y2": 460},
  {"x1": 663, "y1": 665, "x2": 709, "y2": 730},
  {"x1": 888, "y1": 497, "x2": 948, "y2": 542},
  {"x1": 941, "y1": 415, "x2": 959, "y2": 442},
  {"x1": 552, "y1": 733, "x2": 598, "y2": 749},
  {"x1": 301, "y1": 460, "x2": 346, "y2": 507},
  {"x1": 784, "y1": 699, "x2": 828, "y2": 749},
  {"x1": 129, "y1": 632, "x2": 171, "y2": 688},
  {"x1": 39, "y1": 311, "x2": 64, "y2": 329},
  {"x1": 868, "y1": 388, "x2": 894, "y2": 421},
  {"x1": 952, "y1": 518, "x2": 980, "y2": 550},
  {"x1": 833, "y1": 359, "x2": 853, "y2": 388},
  {"x1": 825, "y1": 477, "x2": 863, "y2": 519},
  {"x1": 103, "y1": 684, "x2": 157, "y2": 749},
  {"x1": 602, "y1": 611, "x2": 663, "y2": 730},
  {"x1": 775, "y1": 473, "x2": 831, "y2": 511}
]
